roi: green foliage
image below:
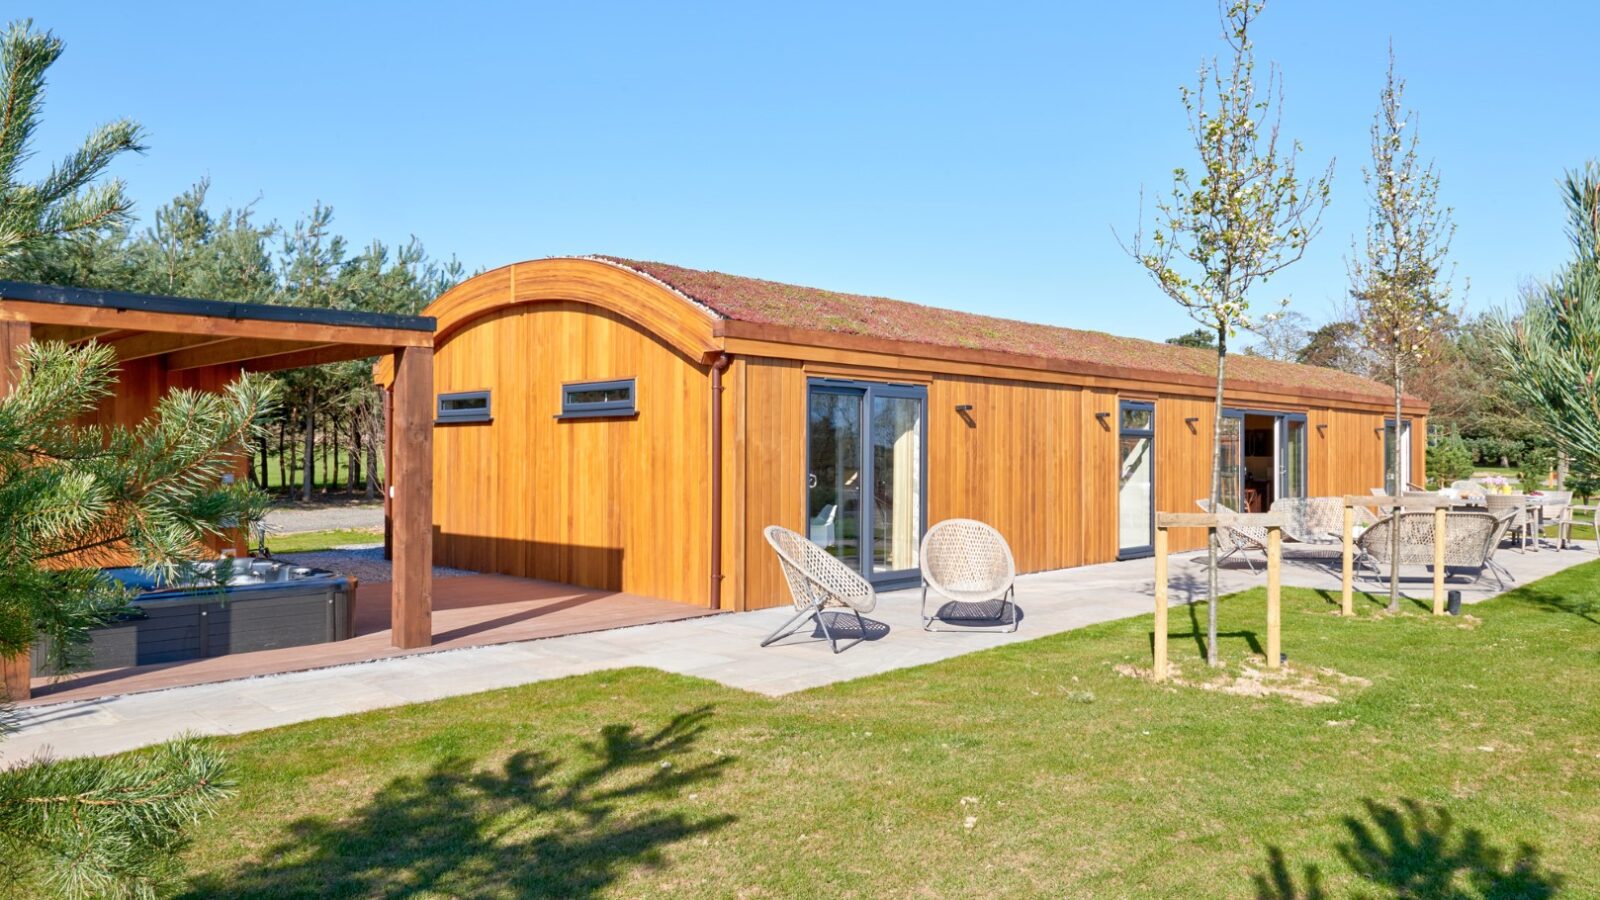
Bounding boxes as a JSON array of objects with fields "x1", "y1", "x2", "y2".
[
  {"x1": 1492, "y1": 164, "x2": 1600, "y2": 476},
  {"x1": 0, "y1": 344, "x2": 268, "y2": 897},
  {"x1": 1568, "y1": 462, "x2": 1600, "y2": 502},
  {"x1": 1165, "y1": 327, "x2": 1216, "y2": 350},
  {"x1": 0, "y1": 20, "x2": 145, "y2": 275},
  {"x1": 1424, "y1": 433, "x2": 1473, "y2": 485},
  {"x1": 0, "y1": 738, "x2": 235, "y2": 899}
]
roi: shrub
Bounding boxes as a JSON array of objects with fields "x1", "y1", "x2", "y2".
[{"x1": 1426, "y1": 434, "x2": 1475, "y2": 486}]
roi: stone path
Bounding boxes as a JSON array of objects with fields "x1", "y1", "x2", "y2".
[{"x1": 5, "y1": 541, "x2": 1593, "y2": 763}]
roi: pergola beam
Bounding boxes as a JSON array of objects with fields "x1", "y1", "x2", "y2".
[
  {"x1": 103, "y1": 331, "x2": 234, "y2": 362},
  {"x1": 0, "y1": 298, "x2": 432, "y2": 349},
  {"x1": 166, "y1": 338, "x2": 336, "y2": 371}
]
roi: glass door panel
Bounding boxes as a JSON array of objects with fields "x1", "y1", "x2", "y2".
[
  {"x1": 807, "y1": 380, "x2": 927, "y2": 585},
  {"x1": 871, "y1": 394, "x2": 923, "y2": 574},
  {"x1": 1218, "y1": 413, "x2": 1244, "y2": 511},
  {"x1": 1118, "y1": 401, "x2": 1155, "y2": 557},
  {"x1": 1282, "y1": 416, "x2": 1307, "y2": 499},
  {"x1": 807, "y1": 390, "x2": 863, "y2": 569},
  {"x1": 1384, "y1": 419, "x2": 1412, "y2": 494}
]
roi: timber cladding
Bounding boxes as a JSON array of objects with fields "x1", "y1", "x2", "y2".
[{"x1": 403, "y1": 257, "x2": 1429, "y2": 611}]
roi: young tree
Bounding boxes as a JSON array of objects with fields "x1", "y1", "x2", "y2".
[
  {"x1": 1492, "y1": 164, "x2": 1600, "y2": 477},
  {"x1": 1347, "y1": 50, "x2": 1456, "y2": 613},
  {"x1": 1127, "y1": 0, "x2": 1332, "y2": 666},
  {"x1": 0, "y1": 344, "x2": 275, "y2": 898}
]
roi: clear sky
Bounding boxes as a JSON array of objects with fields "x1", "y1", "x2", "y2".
[{"x1": 25, "y1": 1, "x2": 1600, "y2": 343}]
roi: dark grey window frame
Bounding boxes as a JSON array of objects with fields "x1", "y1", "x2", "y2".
[
  {"x1": 558, "y1": 378, "x2": 637, "y2": 420},
  {"x1": 1117, "y1": 399, "x2": 1157, "y2": 560},
  {"x1": 436, "y1": 390, "x2": 492, "y2": 424}
]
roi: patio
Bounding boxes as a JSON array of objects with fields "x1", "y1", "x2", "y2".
[{"x1": 6, "y1": 535, "x2": 1592, "y2": 763}]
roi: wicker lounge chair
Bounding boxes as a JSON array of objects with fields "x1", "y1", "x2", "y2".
[
  {"x1": 1195, "y1": 499, "x2": 1270, "y2": 572},
  {"x1": 762, "y1": 525, "x2": 877, "y2": 653},
  {"x1": 919, "y1": 518, "x2": 1017, "y2": 632},
  {"x1": 1355, "y1": 510, "x2": 1512, "y2": 587},
  {"x1": 1272, "y1": 497, "x2": 1375, "y2": 545}
]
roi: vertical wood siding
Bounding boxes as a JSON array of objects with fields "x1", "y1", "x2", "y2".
[{"x1": 431, "y1": 301, "x2": 713, "y2": 605}]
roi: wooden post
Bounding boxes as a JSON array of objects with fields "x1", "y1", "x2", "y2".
[
  {"x1": 1340, "y1": 504, "x2": 1355, "y2": 617},
  {"x1": 1153, "y1": 526, "x2": 1169, "y2": 682},
  {"x1": 382, "y1": 385, "x2": 394, "y2": 561},
  {"x1": 0, "y1": 320, "x2": 30, "y2": 700},
  {"x1": 1432, "y1": 505, "x2": 1447, "y2": 615},
  {"x1": 389, "y1": 346, "x2": 433, "y2": 649},
  {"x1": 1266, "y1": 525, "x2": 1282, "y2": 669}
]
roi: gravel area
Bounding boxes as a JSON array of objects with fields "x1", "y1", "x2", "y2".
[
  {"x1": 263, "y1": 503, "x2": 385, "y2": 535},
  {"x1": 275, "y1": 546, "x2": 475, "y2": 584}
]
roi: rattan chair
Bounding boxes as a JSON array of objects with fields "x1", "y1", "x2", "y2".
[
  {"x1": 1540, "y1": 491, "x2": 1574, "y2": 548},
  {"x1": 1356, "y1": 510, "x2": 1512, "y2": 586},
  {"x1": 918, "y1": 518, "x2": 1017, "y2": 632},
  {"x1": 1272, "y1": 497, "x2": 1376, "y2": 545},
  {"x1": 1483, "y1": 493, "x2": 1531, "y2": 551},
  {"x1": 1195, "y1": 499, "x2": 1270, "y2": 572},
  {"x1": 762, "y1": 525, "x2": 877, "y2": 653}
]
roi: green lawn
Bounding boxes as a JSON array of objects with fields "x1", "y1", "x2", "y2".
[
  {"x1": 250, "y1": 449, "x2": 382, "y2": 493},
  {"x1": 168, "y1": 563, "x2": 1600, "y2": 897},
  {"x1": 264, "y1": 528, "x2": 382, "y2": 554}
]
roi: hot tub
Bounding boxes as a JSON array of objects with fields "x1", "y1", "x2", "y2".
[{"x1": 32, "y1": 558, "x2": 355, "y2": 675}]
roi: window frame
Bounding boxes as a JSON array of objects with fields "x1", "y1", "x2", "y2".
[
  {"x1": 435, "y1": 389, "x2": 492, "y2": 424},
  {"x1": 1116, "y1": 399, "x2": 1157, "y2": 560},
  {"x1": 558, "y1": 377, "x2": 638, "y2": 420}
]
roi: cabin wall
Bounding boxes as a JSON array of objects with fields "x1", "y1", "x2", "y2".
[{"x1": 431, "y1": 301, "x2": 712, "y2": 605}]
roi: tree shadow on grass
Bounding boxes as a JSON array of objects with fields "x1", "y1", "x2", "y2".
[
  {"x1": 1173, "y1": 592, "x2": 1261, "y2": 658},
  {"x1": 1253, "y1": 798, "x2": 1562, "y2": 899},
  {"x1": 183, "y1": 705, "x2": 735, "y2": 899},
  {"x1": 1513, "y1": 584, "x2": 1600, "y2": 626}
]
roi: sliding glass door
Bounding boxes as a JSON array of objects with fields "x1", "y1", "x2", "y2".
[
  {"x1": 1218, "y1": 411, "x2": 1245, "y2": 512},
  {"x1": 1118, "y1": 401, "x2": 1155, "y2": 558},
  {"x1": 807, "y1": 379, "x2": 927, "y2": 585}
]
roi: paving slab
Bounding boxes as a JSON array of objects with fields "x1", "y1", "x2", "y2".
[{"x1": 4, "y1": 540, "x2": 1594, "y2": 763}]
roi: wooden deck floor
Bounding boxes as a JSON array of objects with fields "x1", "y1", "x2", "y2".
[{"x1": 25, "y1": 575, "x2": 717, "y2": 705}]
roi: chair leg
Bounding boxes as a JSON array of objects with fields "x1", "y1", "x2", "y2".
[{"x1": 761, "y1": 603, "x2": 822, "y2": 648}]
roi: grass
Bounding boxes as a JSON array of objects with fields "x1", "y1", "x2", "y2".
[
  {"x1": 264, "y1": 528, "x2": 383, "y2": 554},
  {"x1": 169, "y1": 563, "x2": 1600, "y2": 897},
  {"x1": 250, "y1": 449, "x2": 383, "y2": 493}
]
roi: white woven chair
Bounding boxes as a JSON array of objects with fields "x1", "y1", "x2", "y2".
[
  {"x1": 918, "y1": 519, "x2": 1017, "y2": 632},
  {"x1": 1195, "y1": 499, "x2": 1270, "y2": 572},
  {"x1": 762, "y1": 525, "x2": 877, "y2": 653},
  {"x1": 1483, "y1": 493, "x2": 1531, "y2": 551},
  {"x1": 1272, "y1": 497, "x2": 1375, "y2": 545},
  {"x1": 1541, "y1": 491, "x2": 1574, "y2": 548}
]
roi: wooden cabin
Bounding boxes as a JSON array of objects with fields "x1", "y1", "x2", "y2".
[{"x1": 377, "y1": 256, "x2": 1427, "y2": 612}]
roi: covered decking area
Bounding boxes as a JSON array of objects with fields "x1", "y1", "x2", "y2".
[
  {"x1": 17, "y1": 573, "x2": 716, "y2": 705},
  {"x1": 0, "y1": 279, "x2": 440, "y2": 701}
]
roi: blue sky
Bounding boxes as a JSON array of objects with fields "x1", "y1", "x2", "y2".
[{"x1": 25, "y1": 1, "x2": 1599, "y2": 343}]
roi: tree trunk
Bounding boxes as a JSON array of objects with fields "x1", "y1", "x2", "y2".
[
  {"x1": 1206, "y1": 326, "x2": 1228, "y2": 667},
  {"x1": 1388, "y1": 366, "x2": 1403, "y2": 613},
  {"x1": 329, "y1": 415, "x2": 340, "y2": 495},
  {"x1": 302, "y1": 390, "x2": 315, "y2": 503},
  {"x1": 277, "y1": 421, "x2": 288, "y2": 492},
  {"x1": 258, "y1": 433, "x2": 269, "y2": 488},
  {"x1": 350, "y1": 418, "x2": 363, "y2": 491}
]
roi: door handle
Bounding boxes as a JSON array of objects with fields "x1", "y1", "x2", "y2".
[{"x1": 807, "y1": 473, "x2": 817, "y2": 489}]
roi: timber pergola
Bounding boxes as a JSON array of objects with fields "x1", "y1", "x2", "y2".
[{"x1": 0, "y1": 280, "x2": 438, "y2": 701}]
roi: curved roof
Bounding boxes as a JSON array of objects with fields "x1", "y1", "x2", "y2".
[{"x1": 590, "y1": 256, "x2": 1404, "y2": 403}]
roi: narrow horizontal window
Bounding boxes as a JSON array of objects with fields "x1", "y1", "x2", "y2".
[
  {"x1": 559, "y1": 378, "x2": 636, "y2": 419},
  {"x1": 436, "y1": 390, "x2": 491, "y2": 423},
  {"x1": 1120, "y1": 405, "x2": 1154, "y2": 432}
]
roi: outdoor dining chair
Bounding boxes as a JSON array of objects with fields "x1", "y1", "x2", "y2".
[
  {"x1": 918, "y1": 518, "x2": 1018, "y2": 632},
  {"x1": 1541, "y1": 491, "x2": 1574, "y2": 548},
  {"x1": 762, "y1": 525, "x2": 876, "y2": 653},
  {"x1": 1356, "y1": 510, "x2": 1512, "y2": 588},
  {"x1": 1484, "y1": 493, "x2": 1532, "y2": 551}
]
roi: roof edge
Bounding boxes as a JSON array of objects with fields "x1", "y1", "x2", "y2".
[{"x1": 0, "y1": 279, "x2": 436, "y2": 333}]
